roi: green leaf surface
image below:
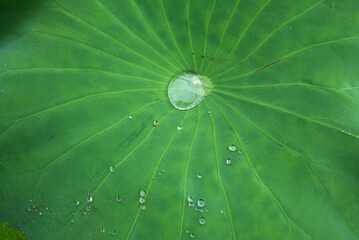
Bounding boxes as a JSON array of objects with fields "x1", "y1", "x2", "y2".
[{"x1": 1, "y1": 0, "x2": 358, "y2": 239}]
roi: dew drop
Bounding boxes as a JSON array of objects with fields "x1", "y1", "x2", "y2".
[
  {"x1": 110, "y1": 166, "x2": 116, "y2": 172},
  {"x1": 129, "y1": 115, "x2": 133, "y2": 119},
  {"x1": 153, "y1": 121, "x2": 159, "y2": 127},
  {"x1": 116, "y1": 196, "x2": 122, "y2": 202},
  {"x1": 139, "y1": 197, "x2": 145, "y2": 204},
  {"x1": 177, "y1": 126, "x2": 182, "y2": 131},
  {"x1": 140, "y1": 190, "x2": 146, "y2": 197},
  {"x1": 190, "y1": 233, "x2": 195, "y2": 238},
  {"x1": 87, "y1": 196, "x2": 93, "y2": 202},
  {"x1": 141, "y1": 205, "x2": 146, "y2": 210},
  {"x1": 199, "y1": 217, "x2": 206, "y2": 225},
  {"x1": 187, "y1": 197, "x2": 193, "y2": 203},
  {"x1": 226, "y1": 158, "x2": 232, "y2": 165},
  {"x1": 168, "y1": 72, "x2": 208, "y2": 110},
  {"x1": 220, "y1": 209, "x2": 224, "y2": 214},
  {"x1": 189, "y1": 203, "x2": 194, "y2": 207},
  {"x1": 101, "y1": 229, "x2": 105, "y2": 233},
  {"x1": 238, "y1": 149, "x2": 242, "y2": 154},
  {"x1": 113, "y1": 230, "x2": 117, "y2": 235},
  {"x1": 186, "y1": 229, "x2": 190, "y2": 233},
  {"x1": 38, "y1": 212, "x2": 42, "y2": 216},
  {"x1": 86, "y1": 205, "x2": 91, "y2": 211},
  {"x1": 197, "y1": 198, "x2": 205, "y2": 208},
  {"x1": 76, "y1": 201, "x2": 80, "y2": 206},
  {"x1": 208, "y1": 110, "x2": 211, "y2": 114},
  {"x1": 197, "y1": 174, "x2": 202, "y2": 179},
  {"x1": 228, "y1": 144, "x2": 236, "y2": 151}
]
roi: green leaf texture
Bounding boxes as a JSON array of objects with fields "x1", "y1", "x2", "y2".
[{"x1": 1, "y1": 0, "x2": 359, "y2": 239}]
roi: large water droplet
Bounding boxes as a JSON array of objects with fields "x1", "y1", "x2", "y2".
[
  {"x1": 197, "y1": 198, "x2": 205, "y2": 207},
  {"x1": 228, "y1": 144, "x2": 236, "y2": 151},
  {"x1": 140, "y1": 190, "x2": 146, "y2": 197},
  {"x1": 199, "y1": 217, "x2": 206, "y2": 225},
  {"x1": 177, "y1": 126, "x2": 182, "y2": 131},
  {"x1": 87, "y1": 196, "x2": 93, "y2": 202},
  {"x1": 168, "y1": 72, "x2": 209, "y2": 110},
  {"x1": 139, "y1": 197, "x2": 145, "y2": 204}
]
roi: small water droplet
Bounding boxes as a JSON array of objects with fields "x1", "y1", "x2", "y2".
[
  {"x1": 197, "y1": 174, "x2": 202, "y2": 179},
  {"x1": 88, "y1": 192, "x2": 92, "y2": 195},
  {"x1": 88, "y1": 196, "x2": 93, "y2": 202},
  {"x1": 38, "y1": 212, "x2": 42, "y2": 216},
  {"x1": 71, "y1": 220, "x2": 74, "y2": 223},
  {"x1": 140, "y1": 190, "x2": 146, "y2": 197},
  {"x1": 238, "y1": 149, "x2": 242, "y2": 154},
  {"x1": 101, "y1": 229, "x2": 105, "y2": 233},
  {"x1": 197, "y1": 198, "x2": 205, "y2": 207},
  {"x1": 187, "y1": 197, "x2": 193, "y2": 203},
  {"x1": 45, "y1": 207, "x2": 48, "y2": 210},
  {"x1": 186, "y1": 228, "x2": 190, "y2": 233},
  {"x1": 208, "y1": 110, "x2": 211, "y2": 114},
  {"x1": 199, "y1": 217, "x2": 206, "y2": 225},
  {"x1": 229, "y1": 144, "x2": 236, "y2": 151},
  {"x1": 139, "y1": 196, "x2": 145, "y2": 204},
  {"x1": 189, "y1": 203, "x2": 194, "y2": 207},
  {"x1": 116, "y1": 196, "x2": 122, "y2": 202},
  {"x1": 4, "y1": 63, "x2": 7, "y2": 67},
  {"x1": 220, "y1": 209, "x2": 224, "y2": 214},
  {"x1": 86, "y1": 205, "x2": 91, "y2": 211},
  {"x1": 113, "y1": 230, "x2": 117, "y2": 235},
  {"x1": 226, "y1": 158, "x2": 232, "y2": 165},
  {"x1": 110, "y1": 166, "x2": 116, "y2": 172},
  {"x1": 177, "y1": 126, "x2": 182, "y2": 131},
  {"x1": 153, "y1": 121, "x2": 159, "y2": 127},
  {"x1": 141, "y1": 205, "x2": 146, "y2": 210},
  {"x1": 129, "y1": 115, "x2": 133, "y2": 119},
  {"x1": 76, "y1": 201, "x2": 80, "y2": 206},
  {"x1": 190, "y1": 233, "x2": 195, "y2": 238},
  {"x1": 162, "y1": 169, "x2": 165, "y2": 172}
]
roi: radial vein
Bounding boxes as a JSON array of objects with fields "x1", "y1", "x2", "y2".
[
  {"x1": 208, "y1": 0, "x2": 271, "y2": 76},
  {"x1": 129, "y1": 0, "x2": 185, "y2": 69},
  {"x1": 93, "y1": 0, "x2": 181, "y2": 72},
  {"x1": 31, "y1": 31, "x2": 168, "y2": 79},
  {"x1": 67, "y1": 108, "x2": 176, "y2": 230},
  {"x1": 214, "y1": 33, "x2": 359, "y2": 82},
  {"x1": 205, "y1": 100, "x2": 237, "y2": 240},
  {"x1": 213, "y1": 0, "x2": 326, "y2": 79},
  {"x1": 203, "y1": 0, "x2": 241, "y2": 75},
  {"x1": 212, "y1": 94, "x2": 357, "y2": 237},
  {"x1": 126, "y1": 110, "x2": 189, "y2": 240},
  {"x1": 208, "y1": 96, "x2": 294, "y2": 240},
  {"x1": 160, "y1": 0, "x2": 190, "y2": 69},
  {"x1": 213, "y1": 89, "x2": 359, "y2": 140},
  {"x1": 0, "y1": 89, "x2": 166, "y2": 139},
  {"x1": 178, "y1": 105, "x2": 201, "y2": 240},
  {"x1": 200, "y1": 0, "x2": 216, "y2": 72},
  {"x1": 53, "y1": 4, "x2": 175, "y2": 76}
]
